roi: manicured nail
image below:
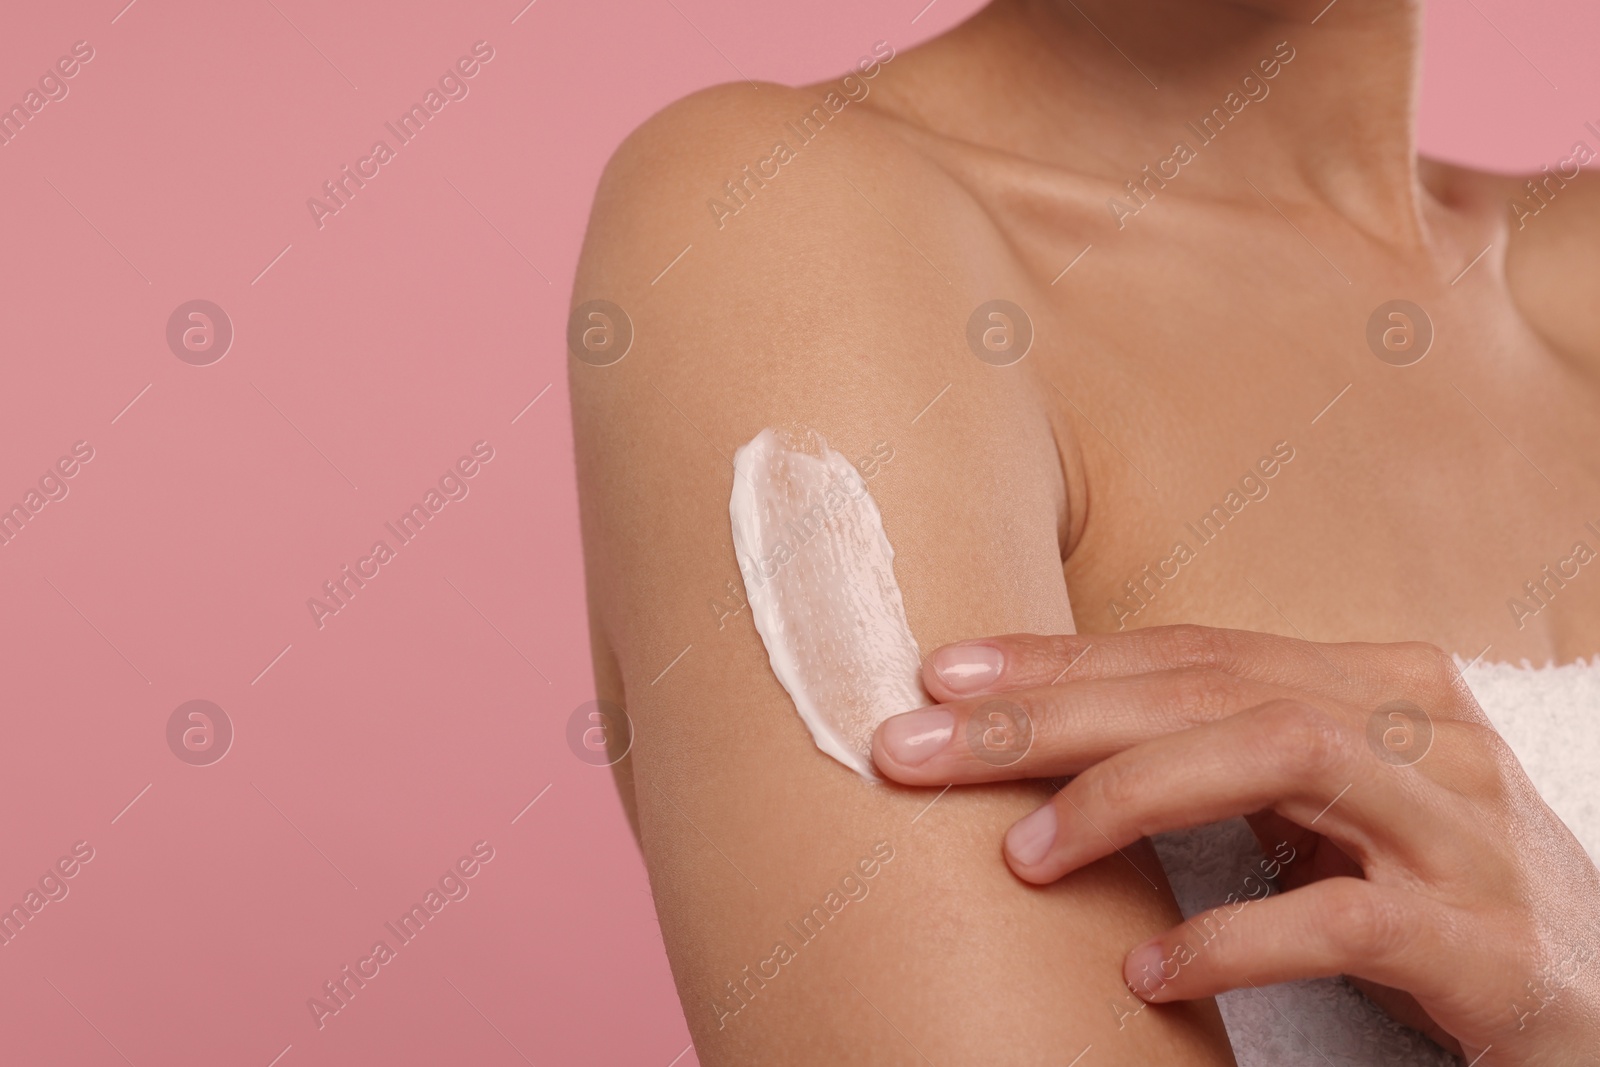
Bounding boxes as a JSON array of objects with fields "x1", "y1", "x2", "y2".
[
  {"x1": 1124, "y1": 940, "x2": 1168, "y2": 1000},
  {"x1": 931, "y1": 644, "x2": 1004, "y2": 693},
  {"x1": 879, "y1": 709, "x2": 954, "y2": 766},
  {"x1": 1005, "y1": 804, "x2": 1057, "y2": 866}
]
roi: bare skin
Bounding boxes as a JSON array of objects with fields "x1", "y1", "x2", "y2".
[
  {"x1": 873, "y1": 627, "x2": 1600, "y2": 1063},
  {"x1": 854, "y1": 0, "x2": 1600, "y2": 660},
  {"x1": 569, "y1": 0, "x2": 1600, "y2": 1062}
]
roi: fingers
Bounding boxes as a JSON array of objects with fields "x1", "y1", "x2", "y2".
[
  {"x1": 921, "y1": 633, "x2": 1089, "y2": 699},
  {"x1": 997, "y1": 701, "x2": 1457, "y2": 884},
  {"x1": 919, "y1": 626, "x2": 1468, "y2": 714},
  {"x1": 1121, "y1": 877, "x2": 1457, "y2": 1010},
  {"x1": 1243, "y1": 810, "x2": 1363, "y2": 891},
  {"x1": 920, "y1": 626, "x2": 1319, "y2": 701},
  {"x1": 872, "y1": 668, "x2": 1294, "y2": 783}
]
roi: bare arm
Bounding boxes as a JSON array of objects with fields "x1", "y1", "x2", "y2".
[{"x1": 570, "y1": 82, "x2": 1235, "y2": 1065}]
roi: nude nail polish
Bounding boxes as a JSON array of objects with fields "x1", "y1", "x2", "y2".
[
  {"x1": 1006, "y1": 804, "x2": 1057, "y2": 866},
  {"x1": 1124, "y1": 941, "x2": 1168, "y2": 1000},
  {"x1": 879, "y1": 709, "x2": 954, "y2": 766},
  {"x1": 931, "y1": 644, "x2": 1004, "y2": 693}
]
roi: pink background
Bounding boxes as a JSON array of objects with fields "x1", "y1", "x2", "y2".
[{"x1": 0, "y1": 1, "x2": 1593, "y2": 1064}]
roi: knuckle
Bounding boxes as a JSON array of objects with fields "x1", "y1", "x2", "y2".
[
  {"x1": 1083, "y1": 757, "x2": 1148, "y2": 820},
  {"x1": 1440, "y1": 719, "x2": 1521, "y2": 798},
  {"x1": 1158, "y1": 624, "x2": 1233, "y2": 671},
  {"x1": 1042, "y1": 633, "x2": 1087, "y2": 671},
  {"x1": 1250, "y1": 700, "x2": 1350, "y2": 779},
  {"x1": 1454, "y1": 718, "x2": 1511, "y2": 763},
  {"x1": 1166, "y1": 668, "x2": 1238, "y2": 728},
  {"x1": 1391, "y1": 641, "x2": 1459, "y2": 696},
  {"x1": 1322, "y1": 881, "x2": 1412, "y2": 962}
]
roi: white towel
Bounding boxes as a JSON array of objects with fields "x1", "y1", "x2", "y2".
[{"x1": 1149, "y1": 658, "x2": 1600, "y2": 1065}]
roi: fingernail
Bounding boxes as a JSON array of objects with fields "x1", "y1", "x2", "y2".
[
  {"x1": 931, "y1": 644, "x2": 1004, "y2": 693},
  {"x1": 1124, "y1": 941, "x2": 1168, "y2": 1000},
  {"x1": 1005, "y1": 804, "x2": 1057, "y2": 866},
  {"x1": 879, "y1": 709, "x2": 954, "y2": 766}
]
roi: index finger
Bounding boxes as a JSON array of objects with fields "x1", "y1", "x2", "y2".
[{"x1": 920, "y1": 624, "x2": 1399, "y2": 705}]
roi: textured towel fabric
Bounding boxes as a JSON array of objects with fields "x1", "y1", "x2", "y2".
[{"x1": 1148, "y1": 658, "x2": 1600, "y2": 1066}]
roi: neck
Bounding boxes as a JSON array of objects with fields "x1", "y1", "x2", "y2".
[{"x1": 1009, "y1": 0, "x2": 1432, "y2": 242}]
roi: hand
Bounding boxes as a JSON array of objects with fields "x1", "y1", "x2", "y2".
[{"x1": 870, "y1": 625, "x2": 1600, "y2": 1065}]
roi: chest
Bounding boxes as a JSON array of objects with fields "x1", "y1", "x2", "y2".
[{"x1": 1017, "y1": 217, "x2": 1600, "y2": 660}]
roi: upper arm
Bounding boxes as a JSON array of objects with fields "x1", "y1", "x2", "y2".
[{"x1": 570, "y1": 83, "x2": 1234, "y2": 1065}]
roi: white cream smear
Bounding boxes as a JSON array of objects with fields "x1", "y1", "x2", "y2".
[{"x1": 730, "y1": 429, "x2": 926, "y2": 780}]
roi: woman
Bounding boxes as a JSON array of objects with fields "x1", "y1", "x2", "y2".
[{"x1": 569, "y1": 0, "x2": 1600, "y2": 1062}]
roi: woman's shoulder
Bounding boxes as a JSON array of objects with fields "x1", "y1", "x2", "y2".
[
  {"x1": 570, "y1": 75, "x2": 1047, "y2": 442},
  {"x1": 575, "y1": 73, "x2": 1007, "y2": 303}
]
